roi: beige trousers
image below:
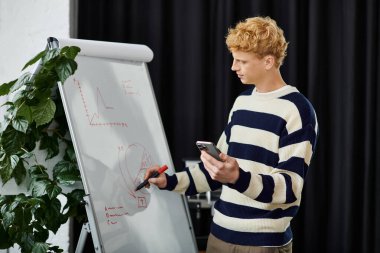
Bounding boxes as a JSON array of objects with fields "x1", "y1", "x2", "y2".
[{"x1": 206, "y1": 233, "x2": 292, "y2": 253}]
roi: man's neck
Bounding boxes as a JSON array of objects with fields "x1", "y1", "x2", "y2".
[{"x1": 254, "y1": 69, "x2": 287, "y2": 93}]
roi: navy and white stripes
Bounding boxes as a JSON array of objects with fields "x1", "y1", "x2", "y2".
[{"x1": 165, "y1": 85, "x2": 318, "y2": 247}]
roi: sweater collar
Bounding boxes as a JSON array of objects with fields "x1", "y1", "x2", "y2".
[{"x1": 251, "y1": 85, "x2": 298, "y2": 100}]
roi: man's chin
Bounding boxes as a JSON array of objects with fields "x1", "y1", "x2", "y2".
[{"x1": 240, "y1": 80, "x2": 250, "y2": 85}]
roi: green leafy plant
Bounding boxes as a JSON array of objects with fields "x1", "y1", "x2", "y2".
[{"x1": 0, "y1": 45, "x2": 86, "y2": 252}]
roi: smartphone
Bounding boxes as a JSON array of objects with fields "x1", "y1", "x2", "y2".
[{"x1": 196, "y1": 141, "x2": 222, "y2": 161}]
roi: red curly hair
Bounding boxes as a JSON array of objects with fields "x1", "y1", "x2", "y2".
[{"x1": 226, "y1": 16, "x2": 289, "y2": 68}]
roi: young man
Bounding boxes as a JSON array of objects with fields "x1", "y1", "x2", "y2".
[{"x1": 145, "y1": 16, "x2": 318, "y2": 253}]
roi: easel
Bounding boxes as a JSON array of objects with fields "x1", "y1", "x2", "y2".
[
  {"x1": 34, "y1": 37, "x2": 103, "y2": 253},
  {"x1": 74, "y1": 195, "x2": 102, "y2": 253},
  {"x1": 41, "y1": 37, "x2": 198, "y2": 253}
]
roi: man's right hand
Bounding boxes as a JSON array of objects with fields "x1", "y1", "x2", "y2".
[{"x1": 144, "y1": 165, "x2": 168, "y2": 189}]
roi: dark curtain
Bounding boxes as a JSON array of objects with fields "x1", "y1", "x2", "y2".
[{"x1": 76, "y1": 0, "x2": 380, "y2": 252}]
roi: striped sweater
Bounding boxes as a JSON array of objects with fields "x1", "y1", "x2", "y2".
[{"x1": 164, "y1": 85, "x2": 318, "y2": 247}]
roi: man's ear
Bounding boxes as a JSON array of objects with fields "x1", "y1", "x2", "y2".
[{"x1": 264, "y1": 55, "x2": 275, "y2": 70}]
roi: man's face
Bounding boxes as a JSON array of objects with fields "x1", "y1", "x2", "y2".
[{"x1": 231, "y1": 50, "x2": 266, "y2": 85}]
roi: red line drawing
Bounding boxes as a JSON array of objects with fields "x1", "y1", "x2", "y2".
[
  {"x1": 137, "y1": 197, "x2": 147, "y2": 208},
  {"x1": 117, "y1": 143, "x2": 153, "y2": 214},
  {"x1": 105, "y1": 205, "x2": 130, "y2": 225},
  {"x1": 89, "y1": 87, "x2": 115, "y2": 123},
  {"x1": 122, "y1": 80, "x2": 140, "y2": 96},
  {"x1": 73, "y1": 78, "x2": 128, "y2": 127}
]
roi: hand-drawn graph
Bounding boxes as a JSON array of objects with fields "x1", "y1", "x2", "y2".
[
  {"x1": 117, "y1": 143, "x2": 154, "y2": 216},
  {"x1": 73, "y1": 78, "x2": 128, "y2": 127}
]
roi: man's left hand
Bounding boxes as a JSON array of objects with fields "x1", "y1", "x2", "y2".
[{"x1": 200, "y1": 151, "x2": 240, "y2": 184}]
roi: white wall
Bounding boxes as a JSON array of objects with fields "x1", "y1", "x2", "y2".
[
  {"x1": 0, "y1": 0, "x2": 74, "y2": 252},
  {"x1": 0, "y1": 0, "x2": 73, "y2": 83}
]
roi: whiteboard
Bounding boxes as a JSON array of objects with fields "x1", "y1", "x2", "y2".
[{"x1": 57, "y1": 38, "x2": 197, "y2": 253}]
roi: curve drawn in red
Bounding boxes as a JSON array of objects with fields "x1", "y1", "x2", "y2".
[{"x1": 117, "y1": 143, "x2": 154, "y2": 215}]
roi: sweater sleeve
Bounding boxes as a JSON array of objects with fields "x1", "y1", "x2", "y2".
[
  {"x1": 228, "y1": 123, "x2": 318, "y2": 204},
  {"x1": 162, "y1": 162, "x2": 223, "y2": 195},
  {"x1": 161, "y1": 132, "x2": 229, "y2": 195}
]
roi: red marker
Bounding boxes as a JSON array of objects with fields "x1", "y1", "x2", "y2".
[{"x1": 135, "y1": 165, "x2": 168, "y2": 191}]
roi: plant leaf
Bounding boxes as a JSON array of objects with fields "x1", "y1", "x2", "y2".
[
  {"x1": 63, "y1": 189, "x2": 85, "y2": 211},
  {"x1": 4, "y1": 104, "x2": 17, "y2": 120},
  {"x1": 34, "y1": 227, "x2": 49, "y2": 244},
  {"x1": 22, "y1": 50, "x2": 45, "y2": 71},
  {"x1": 0, "y1": 126, "x2": 26, "y2": 154},
  {"x1": 62, "y1": 189, "x2": 86, "y2": 222},
  {"x1": 55, "y1": 58, "x2": 77, "y2": 83},
  {"x1": 17, "y1": 104, "x2": 33, "y2": 123},
  {"x1": 9, "y1": 195, "x2": 23, "y2": 211},
  {"x1": 60, "y1": 46, "x2": 81, "y2": 59},
  {"x1": 0, "y1": 79, "x2": 17, "y2": 96},
  {"x1": 10, "y1": 72, "x2": 31, "y2": 93},
  {"x1": 31, "y1": 180, "x2": 49, "y2": 197},
  {"x1": 29, "y1": 165, "x2": 49, "y2": 180},
  {"x1": 0, "y1": 195, "x2": 9, "y2": 206},
  {"x1": 1, "y1": 101, "x2": 14, "y2": 107},
  {"x1": 7, "y1": 226, "x2": 18, "y2": 244},
  {"x1": 21, "y1": 232, "x2": 36, "y2": 252},
  {"x1": 27, "y1": 198, "x2": 44, "y2": 214},
  {"x1": 33, "y1": 68, "x2": 56, "y2": 90},
  {"x1": 10, "y1": 155, "x2": 19, "y2": 169},
  {"x1": 64, "y1": 146, "x2": 76, "y2": 162},
  {"x1": 53, "y1": 160, "x2": 80, "y2": 185},
  {"x1": 53, "y1": 161, "x2": 77, "y2": 179},
  {"x1": 57, "y1": 174, "x2": 81, "y2": 186},
  {"x1": 20, "y1": 151, "x2": 33, "y2": 159},
  {"x1": 0, "y1": 157, "x2": 13, "y2": 184},
  {"x1": 2, "y1": 212, "x2": 15, "y2": 229},
  {"x1": 45, "y1": 182, "x2": 62, "y2": 200},
  {"x1": 0, "y1": 222, "x2": 13, "y2": 248},
  {"x1": 23, "y1": 125, "x2": 40, "y2": 152},
  {"x1": 12, "y1": 161, "x2": 26, "y2": 185},
  {"x1": 48, "y1": 245, "x2": 63, "y2": 253},
  {"x1": 44, "y1": 198, "x2": 62, "y2": 233},
  {"x1": 46, "y1": 183, "x2": 62, "y2": 199},
  {"x1": 42, "y1": 48, "x2": 60, "y2": 64},
  {"x1": 0, "y1": 150, "x2": 5, "y2": 161},
  {"x1": 12, "y1": 117, "x2": 29, "y2": 133},
  {"x1": 31, "y1": 98, "x2": 56, "y2": 127},
  {"x1": 39, "y1": 134, "x2": 59, "y2": 160},
  {"x1": 0, "y1": 120, "x2": 10, "y2": 134}
]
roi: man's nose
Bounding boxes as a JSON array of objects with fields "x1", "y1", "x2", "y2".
[{"x1": 231, "y1": 61, "x2": 238, "y2": 71}]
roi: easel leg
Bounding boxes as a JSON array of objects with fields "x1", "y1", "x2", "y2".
[{"x1": 75, "y1": 223, "x2": 90, "y2": 253}]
